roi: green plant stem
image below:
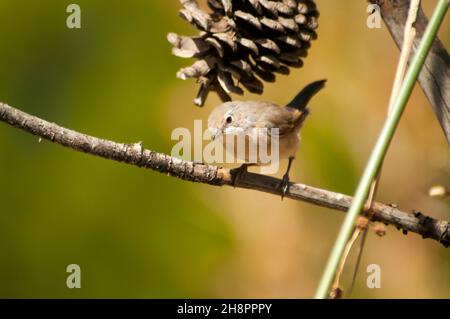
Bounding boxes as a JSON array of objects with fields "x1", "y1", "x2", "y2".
[{"x1": 314, "y1": 0, "x2": 449, "y2": 299}]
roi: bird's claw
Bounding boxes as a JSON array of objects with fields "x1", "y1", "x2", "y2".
[{"x1": 278, "y1": 174, "x2": 291, "y2": 200}]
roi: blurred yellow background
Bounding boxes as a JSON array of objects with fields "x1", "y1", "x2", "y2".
[{"x1": 0, "y1": 1, "x2": 448, "y2": 298}]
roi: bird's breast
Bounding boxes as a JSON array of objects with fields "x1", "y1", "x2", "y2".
[{"x1": 220, "y1": 128, "x2": 300, "y2": 165}]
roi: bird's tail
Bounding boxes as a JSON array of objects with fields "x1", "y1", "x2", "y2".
[{"x1": 286, "y1": 79, "x2": 327, "y2": 112}]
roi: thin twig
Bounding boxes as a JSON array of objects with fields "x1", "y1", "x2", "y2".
[
  {"x1": 348, "y1": 224, "x2": 369, "y2": 297},
  {"x1": 0, "y1": 102, "x2": 449, "y2": 247},
  {"x1": 388, "y1": 0, "x2": 421, "y2": 113},
  {"x1": 330, "y1": 229, "x2": 361, "y2": 299}
]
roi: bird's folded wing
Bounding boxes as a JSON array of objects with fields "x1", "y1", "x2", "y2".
[{"x1": 255, "y1": 106, "x2": 303, "y2": 137}]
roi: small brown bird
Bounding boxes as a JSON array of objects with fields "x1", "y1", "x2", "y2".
[{"x1": 208, "y1": 79, "x2": 327, "y2": 198}]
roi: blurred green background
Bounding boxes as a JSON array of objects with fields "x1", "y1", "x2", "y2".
[{"x1": 0, "y1": 1, "x2": 448, "y2": 298}]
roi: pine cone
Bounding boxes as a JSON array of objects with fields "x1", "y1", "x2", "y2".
[{"x1": 168, "y1": 0, "x2": 319, "y2": 106}]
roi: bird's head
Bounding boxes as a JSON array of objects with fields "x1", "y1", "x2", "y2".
[{"x1": 207, "y1": 102, "x2": 246, "y2": 141}]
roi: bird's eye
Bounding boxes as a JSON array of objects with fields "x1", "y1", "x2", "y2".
[{"x1": 226, "y1": 116, "x2": 233, "y2": 124}]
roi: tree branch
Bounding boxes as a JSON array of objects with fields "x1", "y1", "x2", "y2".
[
  {"x1": 1, "y1": 102, "x2": 449, "y2": 247},
  {"x1": 371, "y1": 0, "x2": 450, "y2": 144}
]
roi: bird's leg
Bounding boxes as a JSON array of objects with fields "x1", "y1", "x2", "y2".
[
  {"x1": 230, "y1": 164, "x2": 252, "y2": 187},
  {"x1": 279, "y1": 157, "x2": 295, "y2": 199}
]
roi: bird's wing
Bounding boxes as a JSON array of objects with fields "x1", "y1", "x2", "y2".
[{"x1": 252, "y1": 102, "x2": 303, "y2": 137}]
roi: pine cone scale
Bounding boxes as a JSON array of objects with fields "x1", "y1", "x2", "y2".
[{"x1": 169, "y1": 0, "x2": 320, "y2": 106}]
